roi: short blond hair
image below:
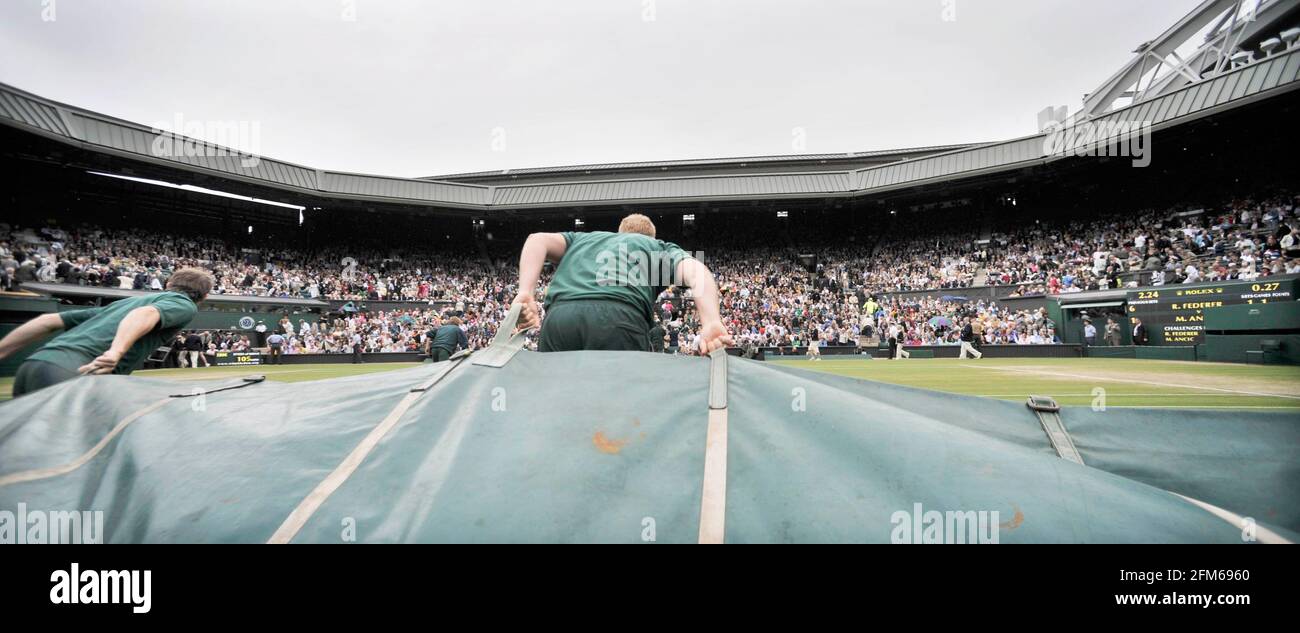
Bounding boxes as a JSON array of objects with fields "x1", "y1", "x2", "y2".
[{"x1": 618, "y1": 214, "x2": 656, "y2": 238}]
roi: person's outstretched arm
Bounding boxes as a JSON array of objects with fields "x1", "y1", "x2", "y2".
[
  {"x1": 676, "y1": 258, "x2": 733, "y2": 354},
  {"x1": 0, "y1": 313, "x2": 65, "y2": 361},
  {"x1": 79, "y1": 306, "x2": 162, "y2": 374},
  {"x1": 513, "y1": 233, "x2": 567, "y2": 331}
]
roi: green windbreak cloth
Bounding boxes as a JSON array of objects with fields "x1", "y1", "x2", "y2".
[{"x1": 0, "y1": 353, "x2": 1295, "y2": 543}]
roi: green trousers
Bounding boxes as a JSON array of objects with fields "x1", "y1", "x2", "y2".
[
  {"x1": 13, "y1": 359, "x2": 80, "y2": 397},
  {"x1": 539, "y1": 300, "x2": 651, "y2": 353}
]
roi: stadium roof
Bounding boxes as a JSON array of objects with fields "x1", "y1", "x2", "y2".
[
  {"x1": 420, "y1": 144, "x2": 979, "y2": 183},
  {"x1": 2, "y1": 9, "x2": 1299, "y2": 213}
]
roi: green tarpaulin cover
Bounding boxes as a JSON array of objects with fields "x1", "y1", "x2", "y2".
[{"x1": 0, "y1": 352, "x2": 1296, "y2": 543}]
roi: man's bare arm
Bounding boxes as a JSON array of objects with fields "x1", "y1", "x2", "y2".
[
  {"x1": 516, "y1": 232, "x2": 567, "y2": 297},
  {"x1": 513, "y1": 232, "x2": 567, "y2": 331},
  {"x1": 79, "y1": 306, "x2": 162, "y2": 374},
  {"x1": 676, "y1": 258, "x2": 734, "y2": 353},
  {"x1": 0, "y1": 313, "x2": 65, "y2": 360}
]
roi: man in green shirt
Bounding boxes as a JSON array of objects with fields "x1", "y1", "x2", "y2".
[
  {"x1": 0, "y1": 267, "x2": 213, "y2": 397},
  {"x1": 429, "y1": 316, "x2": 471, "y2": 362},
  {"x1": 513, "y1": 213, "x2": 732, "y2": 353}
]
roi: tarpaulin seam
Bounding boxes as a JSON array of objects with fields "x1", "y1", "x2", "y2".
[
  {"x1": 1172, "y1": 493, "x2": 1293, "y2": 544},
  {"x1": 266, "y1": 357, "x2": 466, "y2": 544},
  {"x1": 0, "y1": 397, "x2": 172, "y2": 488},
  {"x1": 698, "y1": 350, "x2": 728, "y2": 544}
]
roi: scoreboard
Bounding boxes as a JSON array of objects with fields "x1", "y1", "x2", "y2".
[
  {"x1": 1125, "y1": 279, "x2": 1296, "y2": 345},
  {"x1": 212, "y1": 351, "x2": 264, "y2": 366}
]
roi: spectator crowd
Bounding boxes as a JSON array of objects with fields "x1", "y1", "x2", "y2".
[{"x1": 2, "y1": 192, "x2": 1297, "y2": 354}]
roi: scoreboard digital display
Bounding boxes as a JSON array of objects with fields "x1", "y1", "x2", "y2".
[
  {"x1": 213, "y1": 351, "x2": 264, "y2": 366},
  {"x1": 1125, "y1": 279, "x2": 1296, "y2": 345}
]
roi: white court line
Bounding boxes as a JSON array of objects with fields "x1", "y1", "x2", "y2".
[
  {"x1": 972, "y1": 393, "x2": 1265, "y2": 397},
  {"x1": 1093, "y1": 405, "x2": 1299, "y2": 409},
  {"x1": 961, "y1": 365, "x2": 1300, "y2": 400},
  {"x1": 148, "y1": 367, "x2": 406, "y2": 381}
]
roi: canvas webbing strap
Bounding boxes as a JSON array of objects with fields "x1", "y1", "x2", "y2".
[
  {"x1": 698, "y1": 349, "x2": 729, "y2": 544},
  {"x1": 267, "y1": 356, "x2": 467, "y2": 544},
  {"x1": 1026, "y1": 396, "x2": 1084, "y2": 465},
  {"x1": 169, "y1": 375, "x2": 266, "y2": 398},
  {"x1": 472, "y1": 304, "x2": 529, "y2": 368}
]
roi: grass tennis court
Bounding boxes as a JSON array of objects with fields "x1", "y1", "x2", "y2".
[
  {"x1": 2, "y1": 358, "x2": 1298, "y2": 410},
  {"x1": 768, "y1": 357, "x2": 1300, "y2": 410}
]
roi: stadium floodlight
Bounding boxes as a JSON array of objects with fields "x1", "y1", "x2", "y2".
[
  {"x1": 682, "y1": 214, "x2": 695, "y2": 222},
  {"x1": 574, "y1": 218, "x2": 584, "y2": 227},
  {"x1": 87, "y1": 171, "x2": 305, "y2": 211},
  {"x1": 1259, "y1": 37, "x2": 1282, "y2": 56},
  {"x1": 1282, "y1": 27, "x2": 1300, "y2": 49},
  {"x1": 1230, "y1": 50, "x2": 1254, "y2": 67},
  {"x1": 776, "y1": 211, "x2": 789, "y2": 218}
]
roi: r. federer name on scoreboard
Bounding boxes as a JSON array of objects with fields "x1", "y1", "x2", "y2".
[{"x1": 1169, "y1": 301, "x2": 1224, "y2": 310}]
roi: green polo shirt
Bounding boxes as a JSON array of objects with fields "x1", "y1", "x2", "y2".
[
  {"x1": 544, "y1": 231, "x2": 693, "y2": 327},
  {"x1": 27, "y1": 291, "x2": 199, "y2": 374},
  {"x1": 430, "y1": 324, "x2": 469, "y2": 352}
]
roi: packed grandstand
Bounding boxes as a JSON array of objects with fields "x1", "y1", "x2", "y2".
[{"x1": 2, "y1": 190, "x2": 1297, "y2": 356}]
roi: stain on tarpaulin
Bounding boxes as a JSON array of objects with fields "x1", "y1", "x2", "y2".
[
  {"x1": 592, "y1": 431, "x2": 627, "y2": 455},
  {"x1": 1000, "y1": 504, "x2": 1024, "y2": 530}
]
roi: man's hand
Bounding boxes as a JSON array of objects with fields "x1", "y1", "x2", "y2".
[
  {"x1": 78, "y1": 349, "x2": 123, "y2": 375},
  {"x1": 696, "y1": 321, "x2": 734, "y2": 355},
  {"x1": 513, "y1": 292, "x2": 540, "y2": 333}
]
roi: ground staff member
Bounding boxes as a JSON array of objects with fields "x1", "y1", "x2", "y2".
[
  {"x1": 0, "y1": 267, "x2": 213, "y2": 397},
  {"x1": 266, "y1": 331, "x2": 285, "y2": 364},
  {"x1": 185, "y1": 330, "x2": 206, "y2": 367},
  {"x1": 512, "y1": 214, "x2": 731, "y2": 353},
  {"x1": 429, "y1": 316, "x2": 470, "y2": 361},
  {"x1": 958, "y1": 317, "x2": 983, "y2": 359}
]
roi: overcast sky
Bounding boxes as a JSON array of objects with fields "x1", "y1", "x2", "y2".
[{"x1": 0, "y1": 0, "x2": 1197, "y2": 178}]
